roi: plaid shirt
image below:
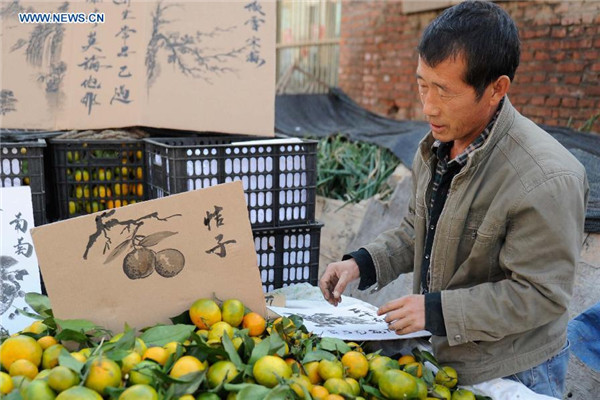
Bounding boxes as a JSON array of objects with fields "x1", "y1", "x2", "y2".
[{"x1": 429, "y1": 98, "x2": 504, "y2": 209}]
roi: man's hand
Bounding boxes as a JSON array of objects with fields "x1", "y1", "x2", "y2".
[
  {"x1": 319, "y1": 259, "x2": 360, "y2": 306},
  {"x1": 378, "y1": 295, "x2": 426, "y2": 335}
]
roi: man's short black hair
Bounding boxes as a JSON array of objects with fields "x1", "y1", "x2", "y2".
[{"x1": 418, "y1": 0, "x2": 520, "y2": 99}]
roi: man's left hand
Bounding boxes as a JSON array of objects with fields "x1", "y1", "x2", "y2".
[{"x1": 377, "y1": 295, "x2": 426, "y2": 335}]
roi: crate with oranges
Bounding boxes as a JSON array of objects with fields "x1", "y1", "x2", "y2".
[{"x1": 48, "y1": 130, "x2": 147, "y2": 220}]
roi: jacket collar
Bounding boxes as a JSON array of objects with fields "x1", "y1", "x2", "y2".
[{"x1": 418, "y1": 96, "x2": 516, "y2": 167}]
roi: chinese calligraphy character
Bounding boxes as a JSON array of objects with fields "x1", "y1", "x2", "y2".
[
  {"x1": 244, "y1": 1, "x2": 265, "y2": 16},
  {"x1": 81, "y1": 75, "x2": 102, "y2": 89},
  {"x1": 122, "y1": 8, "x2": 134, "y2": 20},
  {"x1": 246, "y1": 36, "x2": 261, "y2": 49},
  {"x1": 110, "y1": 85, "x2": 132, "y2": 105},
  {"x1": 203, "y1": 206, "x2": 224, "y2": 231},
  {"x1": 78, "y1": 55, "x2": 111, "y2": 72},
  {"x1": 119, "y1": 65, "x2": 132, "y2": 78},
  {"x1": 14, "y1": 238, "x2": 34, "y2": 258},
  {"x1": 245, "y1": 15, "x2": 265, "y2": 32},
  {"x1": 112, "y1": 0, "x2": 130, "y2": 5},
  {"x1": 82, "y1": 31, "x2": 102, "y2": 52},
  {"x1": 246, "y1": 51, "x2": 266, "y2": 67},
  {"x1": 115, "y1": 25, "x2": 137, "y2": 40},
  {"x1": 117, "y1": 45, "x2": 133, "y2": 57},
  {"x1": 9, "y1": 213, "x2": 27, "y2": 233},
  {"x1": 81, "y1": 92, "x2": 100, "y2": 115},
  {"x1": 205, "y1": 234, "x2": 237, "y2": 258}
]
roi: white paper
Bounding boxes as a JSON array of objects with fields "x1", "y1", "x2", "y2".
[
  {"x1": 0, "y1": 186, "x2": 42, "y2": 335},
  {"x1": 269, "y1": 300, "x2": 431, "y2": 341}
]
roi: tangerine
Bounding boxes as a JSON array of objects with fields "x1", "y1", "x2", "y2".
[
  {"x1": 242, "y1": 312, "x2": 266, "y2": 336},
  {"x1": 118, "y1": 384, "x2": 158, "y2": 400},
  {"x1": 252, "y1": 355, "x2": 292, "y2": 388},
  {"x1": 221, "y1": 299, "x2": 245, "y2": 327},
  {"x1": 341, "y1": 351, "x2": 369, "y2": 379},
  {"x1": 0, "y1": 335, "x2": 43, "y2": 370},
  {"x1": 169, "y1": 355, "x2": 206, "y2": 379},
  {"x1": 9, "y1": 359, "x2": 39, "y2": 380},
  {"x1": 189, "y1": 298, "x2": 222, "y2": 330},
  {"x1": 84, "y1": 357, "x2": 122, "y2": 396}
]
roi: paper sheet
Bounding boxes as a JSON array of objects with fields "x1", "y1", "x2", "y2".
[{"x1": 269, "y1": 299, "x2": 430, "y2": 341}]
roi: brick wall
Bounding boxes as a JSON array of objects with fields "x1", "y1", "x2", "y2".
[{"x1": 338, "y1": 1, "x2": 600, "y2": 133}]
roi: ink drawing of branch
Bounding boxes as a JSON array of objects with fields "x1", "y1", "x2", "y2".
[
  {"x1": 145, "y1": 2, "x2": 245, "y2": 89},
  {"x1": 83, "y1": 211, "x2": 186, "y2": 280}
]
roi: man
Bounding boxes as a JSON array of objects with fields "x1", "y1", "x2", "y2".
[{"x1": 319, "y1": 1, "x2": 589, "y2": 398}]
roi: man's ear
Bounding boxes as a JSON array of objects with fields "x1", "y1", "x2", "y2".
[{"x1": 490, "y1": 75, "x2": 511, "y2": 104}]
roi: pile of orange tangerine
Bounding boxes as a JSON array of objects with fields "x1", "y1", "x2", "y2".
[{"x1": 0, "y1": 297, "x2": 477, "y2": 400}]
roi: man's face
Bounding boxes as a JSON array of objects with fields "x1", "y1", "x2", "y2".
[{"x1": 416, "y1": 55, "x2": 499, "y2": 151}]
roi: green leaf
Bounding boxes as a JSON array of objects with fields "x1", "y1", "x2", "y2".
[
  {"x1": 301, "y1": 349, "x2": 336, "y2": 363},
  {"x1": 139, "y1": 324, "x2": 195, "y2": 347},
  {"x1": 55, "y1": 329, "x2": 89, "y2": 344},
  {"x1": 103, "y1": 327, "x2": 136, "y2": 357},
  {"x1": 169, "y1": 308, "x2": 193, "y2": 325},
  {"x1": 265, "y1": 385, "x2": 296, "y2": 400},
  {"x1": 55, "y1": 318, "x2": 101, "y2": 332},
  {"x1": 422, "y1": 366, "x2": 434, "y2": 386},
  {"x1": 104, "y1": 386, "x2": 126, "y2": 398},
  {"x1": 152, "y1": 369, "x2": 205, "y2": 397},
  {"x1": 58, "y1": 348, "x2": 85, "y2": 374},
  {"x1": 248, "y1": 336, "x2": 271, "y2": 364},
  {"x1": 24, "y1": 293, "x2": 51, "y2": 316},
  {"x1": 362, "y1": 384, "x2": 384, "y2": 399},
  {"x1": 3, "y1": 390, "x2": 23, "y2": 400},
  {"x1": 318, "y1": 337, "x2": 351, "y2": 354},
  {"x1": 413, "y1": 348, "x2": 442, "y2": 370},
  {"x1": 222, "y1": 333, "x2": 244, "y2": 370},
  {"x1": 225, "y1": 383, "x2": 271, "y2": 399}
]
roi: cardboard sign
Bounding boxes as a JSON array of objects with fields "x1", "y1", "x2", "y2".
[
  {"x1": 30, "y1": 181, "x2": 266, "y2": 333},
  {"x1": 1, "y1": 0, "x2": 275, "y2": 136},
  {"x1": 0, "y1": 186, "x2": 42, "y2": 334}
]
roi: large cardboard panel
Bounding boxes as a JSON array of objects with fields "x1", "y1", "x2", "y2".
[
  {"x1": 0, "y1": 1, "x2": 275, "y2": 135},
  {"x1": 30, "y1": 181, "x2": 266, "y2": 333}
]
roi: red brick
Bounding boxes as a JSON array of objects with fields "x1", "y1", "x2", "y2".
[
  {"x1": 534, "y1": 51, "x2": 550, "y2": 61},
  {"x1": 545, "y1": 97, "x2": 561, "y2": 107},
  {"x1": 557, "y1": 63, "x2": 584, "y2": 73},
  {"x1": 561, "y1": 98, "x2": 578, "y2": 108},
  {"x1": 564, "y1": 75, "x2": 582, "y2": 85},
  {"x1": 591, "y1": 63, "x2": 600, "y2": 72},
  {"x1": 531, "y1": 96, "x2": 546, "y2": 106},
  {"x1": 551, "y1": 27, "x2": 567, "y2": 38},
  {"x1": 578, "y1": 98, "x2": 596, "y2": 108}
]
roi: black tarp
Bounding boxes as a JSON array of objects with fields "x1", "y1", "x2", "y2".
[{"x1": 275, "y1": 88, "x2": 600, "y2": 233}]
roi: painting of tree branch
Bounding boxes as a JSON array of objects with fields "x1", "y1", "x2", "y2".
[
  {"x1": 145, "y1": 2, "x2": 247, "y2": 89},
  {"x1": 3, "y1": 1, "x2": 68, "y2": 110},
  {"x1": 83, "y1": 209, "x2": 186, "y2": 280}
]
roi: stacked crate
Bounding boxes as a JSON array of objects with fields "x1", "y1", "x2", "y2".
[
  {"x1": 48, "y1": 131, "x2": 147, "y2": 221},
  {"x1": 144, "y1": 135, "x2": 321, "y2": 291},
  {"x1": 0, "y1": 138, "x2": 48, "y2": 226}
]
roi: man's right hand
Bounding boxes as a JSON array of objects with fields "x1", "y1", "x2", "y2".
[{"x1": 319, "y1": 258, "x2": 360, "y2": 306}]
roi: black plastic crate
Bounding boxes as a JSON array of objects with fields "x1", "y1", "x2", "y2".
[
  {"x1": 1, "y1": 139, "x2": 47, "y2": 226},
  {"x1": 49, "y1": 138, "x2": 147, "y2": 220},
  {"x1": 253, "y1": 223, "x2": 322, "y2": 292},
  {"x1": 145, "y1": 136, "x2": 318, "y2": 228}
]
